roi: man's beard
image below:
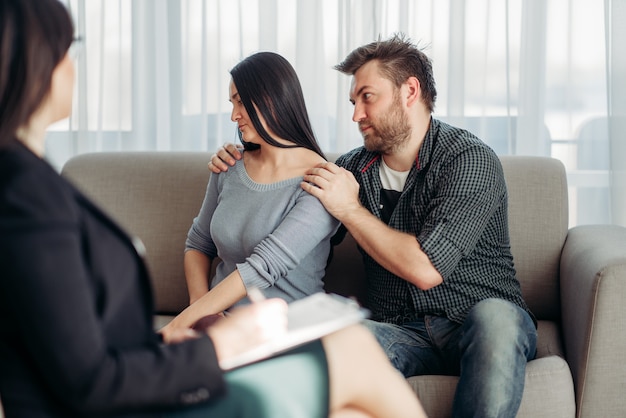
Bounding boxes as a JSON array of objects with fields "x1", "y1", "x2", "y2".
[{"x1": 360, "y1": 94, "x2": 411, "y2": 154}]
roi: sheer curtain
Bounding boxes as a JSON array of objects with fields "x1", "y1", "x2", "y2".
[
  {"x1": 606, "y1": 0, "x2": 626, "y2": 226},
  {"x1": 48, "y1": 0, "x2": 621, "y2": 227}
]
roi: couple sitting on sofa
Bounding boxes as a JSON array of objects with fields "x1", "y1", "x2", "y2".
[{"x1": 168, "y1": 35, "x2": 537, "y2": 418}]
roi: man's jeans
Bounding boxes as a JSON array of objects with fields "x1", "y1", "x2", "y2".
[{"x1": 363, "y1": 298, "x2": 537, "y2": 418}]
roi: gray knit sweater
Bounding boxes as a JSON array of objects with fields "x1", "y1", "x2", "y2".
[{"x1": 186, "y1": 157, "x2": 340, "y2": 306}]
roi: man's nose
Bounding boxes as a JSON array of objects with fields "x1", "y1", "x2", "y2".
[{"x1": 352, "y1": 103, "x2": 365, "y2": 122}]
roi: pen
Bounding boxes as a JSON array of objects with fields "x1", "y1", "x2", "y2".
[{"x1": 247, "y1": 287, "x2": 266, "y2": 303}]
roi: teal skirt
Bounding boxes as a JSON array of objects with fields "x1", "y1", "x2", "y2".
[{"x1": 166, "y1": 340, "x2": 330, "y2": 418}]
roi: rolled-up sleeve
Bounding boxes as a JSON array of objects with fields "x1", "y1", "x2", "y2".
[{"x1": 418, "y1": 146, "x2": 505, "y2": 280}]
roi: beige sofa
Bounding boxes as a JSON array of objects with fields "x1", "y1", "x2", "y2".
[{"x1": 56, "y1": 151, "x2": 626, "y2": 418}]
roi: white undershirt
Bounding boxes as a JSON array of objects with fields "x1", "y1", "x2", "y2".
[{"x1": 379, "y1": 157, "x2": 410, "y2": 192}]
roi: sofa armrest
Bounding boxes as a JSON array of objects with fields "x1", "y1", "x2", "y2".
[{"x1": 560, "y1": 225, "x2": 626, "y2": 418}]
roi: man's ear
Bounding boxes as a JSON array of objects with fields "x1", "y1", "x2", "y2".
[{"x1": 404, "y1": 76, "x2": 421, "y2": 107}]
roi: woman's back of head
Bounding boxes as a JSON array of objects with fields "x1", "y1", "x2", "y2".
[
  {"x1": 0, "y1": 0, "x2": 73, "y2": 148},
  {"x1": 230, "y1": 51, "x2": 325, "y2": 159}
]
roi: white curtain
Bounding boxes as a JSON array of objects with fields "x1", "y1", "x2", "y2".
[
  {"x1": 48, "y1": 0, "x2": 621, "y2": 227},
  {"x1": 606, "y1": 0, "x2": 626, "y2": 225}
]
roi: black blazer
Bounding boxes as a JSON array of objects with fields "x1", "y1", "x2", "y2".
[{"x1": 0, "y1": 142, "x2": 225, "y2": 417}]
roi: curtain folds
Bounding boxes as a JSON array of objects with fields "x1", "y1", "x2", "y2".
[
  {"x1": 50, "y1": 0, "x2": 620, "y2": 227},
  {"x1": 606, "y1": 0, "x2": 626, "y2": 226}
]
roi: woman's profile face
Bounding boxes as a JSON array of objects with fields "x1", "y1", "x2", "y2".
[
  {"x1": 48, "y1": 53, "x2": 75, "y2": 123},
  {"x1": 229, "y1": 80, "x2": 256, "y2": 143},
  {"x1": 228, "y1": 80, "x2": 275, "y2": 145}
]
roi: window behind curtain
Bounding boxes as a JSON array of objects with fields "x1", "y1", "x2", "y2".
[{"x1": 48, "y1": 0, "x2": 612, "y2": 227}]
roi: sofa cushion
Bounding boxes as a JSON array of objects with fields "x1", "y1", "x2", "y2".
[{"x1": 408, "y1": 355, "x2": 575, "y2": 418}]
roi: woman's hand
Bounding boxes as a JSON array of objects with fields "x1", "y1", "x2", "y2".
[
  {"x1": 206, "y1": 298, "x2": 288, "y2": 363},
  {"x1": 161, "y1": 326, "x2": 201, "y2": 344}
]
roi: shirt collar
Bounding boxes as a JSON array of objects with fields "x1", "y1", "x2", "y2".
[{"x1": 415, "y1": 116, "x2": 438, "y2": 171}]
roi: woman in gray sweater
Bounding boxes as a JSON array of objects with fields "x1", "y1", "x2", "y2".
[{"x1": 161, "y1": 52, "x2": 341, "y2": 336}]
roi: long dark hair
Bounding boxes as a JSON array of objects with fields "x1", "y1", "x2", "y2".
[
  {"x1": 0, "y1": 0, "x2": 74, "y2": 148},
  {"x1": 230, "y1": 52, "x2": 325, "y2": 159}
]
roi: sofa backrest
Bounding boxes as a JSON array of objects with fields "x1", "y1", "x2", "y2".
[
  {"x1": 499, "y1": 156, "x2": 568, "y2": 320},
  {"x1": 62, "y1": 152, "x2": 568, "y2": 320},
  {"x1": 62, "y1": 152, "x2": 210, "y2": 315}
]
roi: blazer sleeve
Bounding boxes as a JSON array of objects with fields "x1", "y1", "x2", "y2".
[{"x1": 0, "y1": 157, "x2": 227, "y2": 414}]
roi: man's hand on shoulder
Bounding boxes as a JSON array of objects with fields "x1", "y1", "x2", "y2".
[
  {"x1": 303, "y1": 160, "x2": 443, "y2": 290},
  {"x1": 208, "y1": 143, "x2": 243, "y2": 173},
  {"x1": 301, "y1": 161, "x2": 363, "y2": 221}
]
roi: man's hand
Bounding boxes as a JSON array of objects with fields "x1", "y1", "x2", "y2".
[
  {"x1": 301, "y1": 162, "x2": 363, "y2": 221},
  {"x1": 208, "y1": 143, "x2": 243, "y2": 173}
]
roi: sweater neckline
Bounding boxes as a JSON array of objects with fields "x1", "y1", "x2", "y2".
[{"x1": 234, "y1": 159, "x2": 303, "y2": 191}]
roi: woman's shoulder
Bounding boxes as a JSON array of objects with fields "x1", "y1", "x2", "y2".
[
  {"x1": 0, "y1": 143, "x2": 65, "y2": 193},
  {"x1": 291, "y1": 148, "x2": 327, "y2": 173},
  {"x1": 0, "y1": 144, "x2": 78, "y2": 224}
]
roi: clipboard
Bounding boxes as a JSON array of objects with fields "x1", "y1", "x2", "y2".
[{"x1": 219, "y1": 292, "x2": 370, "y2": 370}]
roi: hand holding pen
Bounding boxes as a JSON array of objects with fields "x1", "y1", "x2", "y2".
[{"x1": 205, "y1": 287, "x2": 288, "y2": 364}]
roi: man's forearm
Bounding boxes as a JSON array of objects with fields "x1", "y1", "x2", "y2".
[{"x1": 340, "y1": 206, "x2": 443, "y2": 290}]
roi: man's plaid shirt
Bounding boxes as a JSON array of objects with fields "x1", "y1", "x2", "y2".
[{"x1": 336, "y1": 118, "x2": 535, "y2": 326}]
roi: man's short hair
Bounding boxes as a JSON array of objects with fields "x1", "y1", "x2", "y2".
[{"x1": 335, "y1": 33, "x2": 437, "y2": 112}]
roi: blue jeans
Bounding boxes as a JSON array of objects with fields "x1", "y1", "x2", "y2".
[{"x1": 363, "y1": 298, "x2": 537, "y2": 418}]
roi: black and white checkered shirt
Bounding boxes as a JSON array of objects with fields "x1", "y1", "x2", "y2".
[{"x1": 336, "y1": 118, "x2": 534, "y2": 325}]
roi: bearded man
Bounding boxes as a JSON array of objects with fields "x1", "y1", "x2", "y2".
[
  {"x1": 303, "y1": 34, "x2": 537, "y2": 418},
  {"x1": 210, "y1": 34, "x2": 537, "y2": 418}
]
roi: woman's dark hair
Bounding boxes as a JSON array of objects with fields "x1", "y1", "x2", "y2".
[
  {"x1": 230, "y1": 52, "x2": 325, "y2": 159},
  {"x1": 335, "y1": 33, "x2": 437, "y2": 113},
  {"x1": 0, "y1": 0, "x2": 74, "y2": 148}
]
